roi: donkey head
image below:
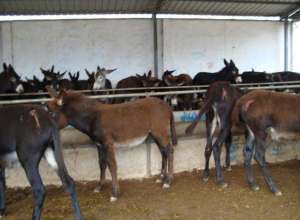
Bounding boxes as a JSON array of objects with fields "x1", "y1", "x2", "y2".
[
  {"x1": 92, "y1": 66, "x2": 116, "y2": 90},
  {"x1": 1, "y1": 63, "x2": 24, "y2": 93},
  {"x1": 41, "y1": 65, "x2": 66, "y2": 90},
  {"x1": 46, "y1": 86, "x2": 66, "y2": 109},
  {"x1": 223, "y1": 59, "x2": 241, "y2": 83},
  {"x1": 68, "y1": 72, "x2": 80, "y2": 83},
  {"x1": 85, "y1": 69, "x2": 96, "y2": 89},
  {"x1": 138, "y1": 70, "x2": 161, "y2": 87},
  {"x1": 162, "y1": 70, "x2": 183, "y2": 86}
]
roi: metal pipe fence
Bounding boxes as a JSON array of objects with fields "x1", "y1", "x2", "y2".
[{"x1": 1, "y1": 81, "x2": 300, "y2": 105}]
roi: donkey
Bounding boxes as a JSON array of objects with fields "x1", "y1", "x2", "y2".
[
  {"x1": 0, "y1": 63, "x2": 24, "y2": 94},
  {"x1": 231, "y1": 90, "x2": 300, "y2": 196},
  {"x1": 67, "y1": 70, "x2": 94, "y2": 91},
  {"x1": 47, "y1": 88, "x2": 177, "y2": 202},
  {"x1": 185, "y1": 81, "x2": 244, "y2": 187},
  {"x1": 40, "y1": 65, "x2": 67, "y2": 90},
  {"x1": 193, "y1": 59, "x2": 241, "y2": 85},
  {"x1": 0, "y1": 105, "x2": 83, "y2": 220},
  {"x1": 92, "y1": 66, "x2": 115, "y2": 90},
  {"x1": 114, "y1": 73, "x2": 147, "y2": 103},
  {"x1": 162, "y1": 70, "x2": 193, "y2": 110},
  {"x1": 138, "y1": 71, "x2": 161, "y2": 88}
]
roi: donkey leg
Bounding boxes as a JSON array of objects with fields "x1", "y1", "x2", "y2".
[
  {"x1": 211, "y1": 125, "x2": 231, "y2": 188},
  {"x1": 0, "y1": 167, "x2": 6, "y2": 217},
  {"x1": 255, "y1": 137, "x2": 281, "y2": 196},
  {"x1": 105, "y1": 145, "x2": 120, "y2": 202},
  {"x1": 243, "y1": 130, "x2": 259, "y2": 191},
  {"x1": 225, "y1": 131, "x2": 232, "y2": 171},
  {"x1": 94, "y1": 143, "x2": 107, "y2": 193},
  {"x1": 164, "y1": 144, "x2": 174, "y2": 188},
  {"x1": 57, "y1": 168, "x2": 83, "y2": 219},
  {"x1": 23, "y1": 162, "x2": 46, "y2": 220},
  {"x1": 151, "y1": 133, "x2": 173, "y2": 188},
  {"x1": 203, "y1": 111, "x2": 214, "y2": 181},
  {"x1": 47, "y1": 149, "x2": 83, "y2": 220},
  {"x1": 156, "y1": 147, "x2": 167, "y2": 183}
]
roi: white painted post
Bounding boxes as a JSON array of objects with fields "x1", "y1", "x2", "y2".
[{"x1": 1, "y1": 22, "x2": 14, "y2": 65}]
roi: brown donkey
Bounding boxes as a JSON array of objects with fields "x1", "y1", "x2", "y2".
[
  {"x1": 232, "y1": 90, "x2": 300, "y2": 196},
  {"x1": 47, "y1": 88, "x2": 177, "y2": 202}
]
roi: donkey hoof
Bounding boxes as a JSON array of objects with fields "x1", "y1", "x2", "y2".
[
  {"x1": 274, "y1": 191, "x2": 283, "y2": 196},
  {"x1": 218, "y1": 182, "x2": 228, "y2": 188},
  {"x1": 226, "y1": 166, "x2": 232, "y2": 172},
  {"x1": 202, "y1": 177, "x2": 209, "y2": 182},
  {"x1": 156, "y1": 179, "x2": 162, "y2": 183},
  {"x1": 110, "y1": 196, "x2": 118, "y2": 202},
  {"x1": 93, "y1": 186, "x2": 101, "y2": 193},
  {"x1": 251, "y1": 185, "x2": 260, "y2": 191},
  {"x1": 162, "y1": 183, "x2": 170, "y2": 189}
]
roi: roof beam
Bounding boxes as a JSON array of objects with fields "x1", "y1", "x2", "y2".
[
  {"x1": 284, "y1": 5, "x2": 300, "y2": 19},
  {"x1": 155, "y1": 0, "x2": 166, "y2": 11},
  {"x1": 165, "y1": 0, "x2": 300, "y2": 5}
]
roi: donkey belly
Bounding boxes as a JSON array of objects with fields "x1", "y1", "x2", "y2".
[
  {"x1": 115, "y1": 136, "x2": 148, "y2": 148},
  {"x1": 0, "y1": 151, "x2": 20, "y2": 168},
  {"x1": 268, "y1": 127, "x2": 300, "y2": 141}
]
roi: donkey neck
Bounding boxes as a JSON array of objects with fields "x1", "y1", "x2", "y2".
[
  {"x1": 218, "y1": 68, "x2": 234, "y2": 81},
  {"x1": 61, "y1": 103, "x2": 98, "y2": 135}
]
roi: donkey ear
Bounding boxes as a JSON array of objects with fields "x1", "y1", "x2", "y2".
[
  {"x1": 40, "y1": 67, "x2": 47, "y2": 74},
  {"x1": 224, "y1": 59, "x2": 229, "y2": 67},
  {"x1": 230, "y1": 59, "x2": 235, "y2": 66},
  {"x1": 169, "y1": 70, "x2": 176, "y2": 74},
  {"x1": 50, "y1": 65, "x2": 55, "y2": 73},
  {"x1": 104, "y1": 68, "x2": 116, "y2": 75},
  {"x1": 59, "y1": 71, "x2": 66, "y2": 79},
  {"x1": 147, "y1": 70, "x2": 152, "y2": 78},
  {"x1": 76, "y1": 72, "x2": 80, "y2": 80},
  {"x1": 68, "y1": 72, "x2": 73, "y2": 79},
  {"x1": 8, "y1": 64, "x2": 16, "y2": 73},
  {"x1": 85, "y1": 69, "x2": 91, "y2": 77},
  {"x1": 3, "y1": 63, "x2": 7, "y2": 71},
  {"x1": 46, "y1": 85, "x2": 59, "y2": 98}
]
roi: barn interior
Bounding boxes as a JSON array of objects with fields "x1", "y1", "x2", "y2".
[{"x1": 0, "y1": 1, "x2": 300, "y2": 219}]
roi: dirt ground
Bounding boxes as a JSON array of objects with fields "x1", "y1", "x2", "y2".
[{"x1": 4, "y1": 160, "x2": 300, "y2": 220}]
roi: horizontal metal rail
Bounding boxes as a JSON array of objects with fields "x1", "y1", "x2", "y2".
[
  {"x1": 1, "y1": 80, "x2": 300, "y2": 97},
  {"x1": 1, "y1": 83, "x2": 300, "y2": 105}
]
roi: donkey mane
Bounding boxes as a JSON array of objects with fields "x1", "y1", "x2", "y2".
[{"x1": 62, "y1": 91, "x2": 100, "y2": 110}]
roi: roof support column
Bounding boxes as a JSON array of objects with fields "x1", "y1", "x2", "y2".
[
  {"x1": 152, "y1": 13, "x2": 164, "y2": 78},
  {"x1": 152, "y1": 13, "x2": 158, "y2": 76},
  {"x1": 284, "y1": 19, "x2": 292, "y2": 71},
  {"x1": 1, "y1": 22, "x2": 14, "y2": 65}
]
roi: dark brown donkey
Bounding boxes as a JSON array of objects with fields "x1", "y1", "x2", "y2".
[
  {"x1": 47, "y1": 88, "x2": 177, "y2": 202},
  {"x1": 0, "y1": 105, "x2": 82, "y2": 220},
  {"x1": 232, "y1": 90, "x2": 300, "y2": 196},
  {"x1": 185, "y1": 81, "x2": 244, "y2": 187}
]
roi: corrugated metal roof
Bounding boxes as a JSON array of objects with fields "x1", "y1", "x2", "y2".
[{"x1": 0, "y1": 0, "x2": 299, "y2": 19}]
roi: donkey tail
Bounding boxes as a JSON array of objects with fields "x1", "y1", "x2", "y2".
[
  {"x1": 51, "y1": 128, "x2": 70, "y2": 176},
  {"x1": 170, "y1": 112, "x2": 178, "y2": 146},
  {"x1": 185, "y1": 97, "x2": 213, "y2": 135},
  {"x1": 50, "y1": 127, "x2": 83, "y2": 219}
]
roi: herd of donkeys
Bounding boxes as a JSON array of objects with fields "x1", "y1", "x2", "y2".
[
  {"x1": 1, "y1": 59, "x2": 300, "y2": 104},
  {"x1": 0, "y1": 59, "x2": 300, "y2": 219}
]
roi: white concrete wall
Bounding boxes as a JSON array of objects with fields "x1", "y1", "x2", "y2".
[
  {"x1": 0, "y1": 19, "x2": 286, "y2": 83},
  {"x1": 292, "y1": 21, "x2": 300, "y2": 72},
  {"x1": 0, "y1": 19, "x2": 154, "y2": 85},
  {"x1": 6, "y1": 126, "x2": 300, "y2": 188},
  {"x1": 163, "y1": 19, "x2": 285, "y2": 76}
]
